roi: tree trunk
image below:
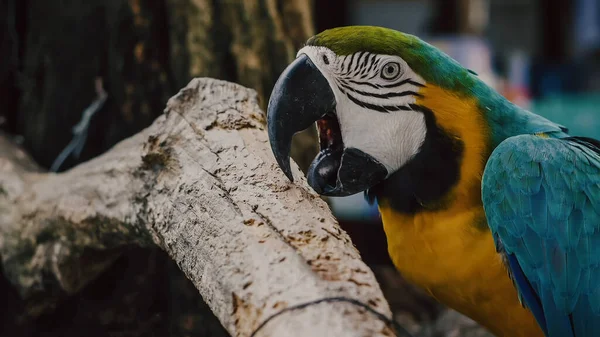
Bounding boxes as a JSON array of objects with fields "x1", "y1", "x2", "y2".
[
  {"x1": 1, "y1": 0, "x2": 317, "y2": 173},
  {"x1": 0, "y1": 78, "x2": 400, "y2": 337}
]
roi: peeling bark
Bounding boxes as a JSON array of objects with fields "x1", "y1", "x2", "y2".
[{"x1": 0, "y1": 78, "x2": 398, "y2": 337}]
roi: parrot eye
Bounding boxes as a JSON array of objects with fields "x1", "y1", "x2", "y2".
[
  {"x1": 381, "y1": 62, "x2": 402, "y2": 80},
  {"x1": 322, "y1": 54, "x2": 330, "y2": 65}
]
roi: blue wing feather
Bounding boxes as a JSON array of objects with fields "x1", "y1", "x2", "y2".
[
  {"x1": 506, "y1": 253, "x2": 549, "y2": 335},
  {"x1": 483, "y1": 135, "x2": 600, "y2": 337}
]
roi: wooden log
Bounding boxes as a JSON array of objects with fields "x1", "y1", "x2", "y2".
[{"x1": 0, "y1": 78, "x2": 399, "y2": 337}]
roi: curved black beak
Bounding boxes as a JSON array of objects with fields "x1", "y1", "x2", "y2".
[
  {"x1": 267, "y1": 53, "x2": 388, "y2": 197},
  {"x1": 267, "y1": 54, "x2": 335, "y2": 181}
]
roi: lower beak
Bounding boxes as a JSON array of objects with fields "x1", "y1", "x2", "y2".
[{"x1": 267, "y1": 53, "x2": 388, "y2": 197}]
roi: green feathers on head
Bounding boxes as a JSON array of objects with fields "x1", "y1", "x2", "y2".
[{"x1": 306, "y1": 26, "x2": 476, "y2": 92}]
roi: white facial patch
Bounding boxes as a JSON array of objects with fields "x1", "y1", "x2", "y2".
[{"x1": 297, "y1": 46, "x2": 428, "y2": 175}]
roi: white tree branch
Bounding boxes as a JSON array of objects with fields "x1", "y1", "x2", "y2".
[{"x1": 0, "y1": 78, "x2": 399, "y2": 337}]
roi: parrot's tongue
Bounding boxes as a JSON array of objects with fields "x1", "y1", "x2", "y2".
[{"x1": 307, "y1": 112, "x2": 344, "y2": 192}]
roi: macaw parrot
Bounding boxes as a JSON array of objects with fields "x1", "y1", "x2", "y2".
[{"x1": 266, "y1": 26, "x2": 600, "y2": 337}]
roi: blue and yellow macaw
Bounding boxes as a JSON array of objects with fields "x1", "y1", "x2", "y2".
[{"x1": 266, "y1": 26, "x2": 600, "y2": 337}]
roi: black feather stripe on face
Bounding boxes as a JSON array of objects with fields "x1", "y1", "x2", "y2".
[
  {"x1": 338, "y1": 81, "x2": 422, "y2": 99},
  {"x1": 345, "y1": 93, "x2": 412, "y2": 113}
]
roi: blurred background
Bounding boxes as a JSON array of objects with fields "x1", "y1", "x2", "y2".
[{"x1": 1, "y1": 0, "x2": 599, "y2": 336}]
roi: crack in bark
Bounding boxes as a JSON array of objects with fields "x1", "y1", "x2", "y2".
[{"x1": 254, "y1": 209, "x2": 298, "y2": 253}]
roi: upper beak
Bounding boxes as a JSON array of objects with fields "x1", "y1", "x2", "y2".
[{"x1": 267, "y1": 54, "x2": 335, "y2": 181}]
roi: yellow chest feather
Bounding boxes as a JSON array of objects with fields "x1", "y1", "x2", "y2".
[
  {"x1": 379, "y1": 205, "x2": 543, "y2": 337},
  {"x1": 380, "y1": 204, "x2": 492, "y2": 288}
]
